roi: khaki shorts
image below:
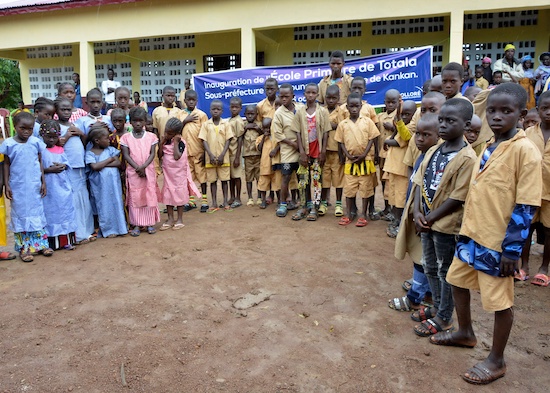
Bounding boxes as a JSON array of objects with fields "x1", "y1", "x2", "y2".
[
  {"x1": 540, "y1": 200, "x2": 550, "y2": 228},
  {"x1": 322, "y1": 151, "x2": 344, "y2": 188},
  {"x1": 446, "y1": 257, "x2": 514, "y2": 312},
  {"x1": 258, "y1": 172, "x2": 281, "y2": 192},
  {"x1": 343, "y1": 173, "x2": 376, "y2": 199},
  {"x1": 388, "y1": 173, "x2": 409, "y2": 209},
  {"x1": 206, "y1": 166, "x2": 230, "y2": 183},
  {"x1": 229, "y1": 155, "x2": 244, "y2": 179},
  {"x1": 189, "y1": 155, "x2": 206, "y2": 184},
  {"x1": 244, "y1": 156, "x2": 261, "y2": 182}
]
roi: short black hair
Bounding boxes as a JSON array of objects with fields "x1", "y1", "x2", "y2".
[
  {"x1": 305, "y1": 82, "x2": 318, "y2": 91},
  {"x1": 34, "y1": 97, "x2": 55, "y2": 112},
  {"x1": 347, "y1": 92, "x2": 362, "y2": 104},
  {"x1": 229, "y1": 97, "x2": 243, "y2": 105},
  {"x1": 13, "y1": 111, "x2": 34, "y2": 126},
  {"x1": 115, "y1": 86, "x2": 131, "y2": 96},
  {"x1": 87, "y1": 123, "x2": 110, "y2": 145},
  {"x1": 245, "y1": 104, "x2": 257, "y2": 112},
  {"x1": 57, "y1": 82, "x2": 74, "y2": 94},
  {"x1": 54, "y1": 96, "x2": 72, "y2": 109},
  {"x1": 110, "y1": 107, "x2": 125, "y2": 119},
  {"x1": 86, "y1": 88, "x2": 102, "y2": 99},
  {"x1": 489, "y1": 83, "x2": 528, "y2": 110},
  {"x1": 493, "y1": 70, "x2": 503, "y2": 77},
  {"x1": 326, "y1": 84, "x2": 340, "y2": 96},
  {"x1": 441, "y1": 98, "x2": 474, "y2": 120},
  {"x1": 442, "y1": 62, "x2": 464, "y2": 78},
  {"x1": 279, "y1": 83, "x2": 293, "y2": 93},
  {"x1": 185, "y1": 89, "x2": 197, "y2": 99},
  {"x1": 539, "y1": 90, "x2": 550, "y2": 103},
  {"x1": 351, "y1": 76, "x2": 366, "y2": 87},
  {"x1": 330, "y1": 50, "x2": 345, "y2": 61},
  {"x1": 129, "y1": 106, "x2": 147, "y2": 121},
  {"x1": 264, "y1": 78, "x2": 278, "y2": 87},
  {"x1": 162, "y1": 86, "x2": 176, "y2": 94},
  {"x1": 210, "y1": 99, "x2": 223, "y2": 107},
  {"x1": 417, "y1": 113, "x2": 439, "y2": 133}
]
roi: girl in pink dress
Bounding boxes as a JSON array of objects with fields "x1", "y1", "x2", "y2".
[
  {"x1": 158, "y1": 118, "x2": 200, "y2": 230},
  {"x1": 120, "y1": 107, "x2": 160, "y2": 236}
]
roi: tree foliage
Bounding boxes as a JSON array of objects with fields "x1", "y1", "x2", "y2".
[{"x1": 0, "y1": 58, "x2": 22, "y2": 109}]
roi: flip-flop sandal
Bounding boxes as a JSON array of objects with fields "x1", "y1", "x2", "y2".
[
  {"x1": 402, "y1": 279, "x2": 413, "y2": 292},
  {"x1": 388, "y1": 296, "x2": 420, "y2": 311},
  {"x1": 514, "y1": 269, "x2": 529, "y2": 281},
  {"x1": 355, "y1": 217, "x2": 368, "y2": 227},
  {"x1": 130, "y1": 227, "x2": 141, "y2": 237},
  {"x1": 147, "y1": 226, "x2": 157, "y2": 234},
  {"x1": 276, "y1": 204, "x2": 288, "y2": 217},
  {"x1": 20, "y1": 250, "x2": 34, "y2": 263},
  {"x1": 462, "y1": 363, "x2": 506, "y2": 385},
  {"x1": 411, "y1": 306, "x2": 437, "y2": 322},
  {"x1": 42, "y1": 248, "x2": 54, "y2": 257},
  {"x1": 172, "y1": 223, "x2": 185, "y2": 230},
  {"x1": 338, "y1": 216, "x2": 352, "y2": 226},
  {"x1": 159, "y1": 222, "x2": 173, "y2": 231},
  {"x1": 531, "y1": 273, "x2": 550, "y2": 287},
  {"x1": 230, "y1": 201, "x2": 242, "y2": 208},
  {"x1": 207, "y1": 207, "x2": 219, "y2": 214},
  {"x1": 292, "y1": 208, "x2": 308, "y2": 221},
  {"x1": 200, "y1": 204, "x2": 209, "y2": 213},
  {"x1": 63, "y1": 244, "x2": 76, "y2": 251},
  {"x1": 306, "y1": 209, "x2": 318, "y2": 221},
  {"x1": 0, "y1": 251, "x2": 16, "y2": 260},
  {"x1": 76, "y1": 238, "x2": 90, "y2": 245},
  {"x1": 224, "y1": 206, "x2": 233, "y2": 212},
  {"x1": 414, "y1": 318, "x2": 453, "y2": 337},
  {"x1": 429, "y1": 331, "x2": 477, "y2": 348}
]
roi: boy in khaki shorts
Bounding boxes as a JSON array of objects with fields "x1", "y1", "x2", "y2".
[
  {"x1": 430, "y1": 84, "x2": 542, "y2": 386},
  {"x1": 334, "y1": 93, "x2": 379, "y2": 227},
  {"x1": 199, "y1": 100, "x2": 234, "y2": 211},
  {"x1": 242, "y1": 105, "x2": 262, "y2": 206},
  {"x1": 256, "y1": 118, "x2": 281, "y2": 208},
  {"x1": 227, "y1": 97, "x2": 245, "y2": 208}
]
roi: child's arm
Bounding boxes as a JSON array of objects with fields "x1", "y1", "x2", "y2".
[
  {"x1": 43, "y1": 162, "x2": 67, "y2": 173},
  {"x1": 202, "y1": 140, "x2": 217, "y2": 166},
  {"x1": 3, "y1": 156, "x2": 11, "y2": 200},
  {"x1": 218, "y1": 139, "x2": 231, "y2": 165},
  {"x1": 423, "y1": 198, "x2": 463, "y2": 226},
  {"x1": 413, "y1": 187, "x2": 430, "y2": 232},
  {"x1": 355, "y1": 139, "x2": 374, "y2": 163},
  {"x1": 89, "y1": 156, "x2": 118, "y2": 171},
  {"x1": 339, "y1": 142, "x2": 355, "y2": 162},
  {"x1": 121, "y1": 145, "x2": 144, "y2": 177},
  {"x1": 38, "y1": 152, "x2": 46, "y2": 198},
  {"x1": 173, "y1": 135, "x2": 183, "y2": 161},
  {"x1": 269, "y1": 143, "x2": 280, "y2": 158},
  {"x1": 296, "y1": 131, "x2": 308, "y2": 167},
  {"x1": 234, "y1": 135, "x2": 243, "y2": 168},
  {"x1": 257, "y1": 134, "x2": 266, "y2": 152},
  {"x1": 500, "y1": 204, "x2": 538, "y2": 276},
  {"x1": 158, "y1": 139, "x2": 165, "y2": 160}
]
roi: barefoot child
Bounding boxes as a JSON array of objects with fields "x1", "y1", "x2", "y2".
[
  {"x1": 0, "y1": 112, "x2": 53, "y2": 262},
  {"x1": 199, "y1": 100, "x2": 234, "y2": 211},
  {"x1": 121, "y1": 107, "x2": 160, "y2": 236},
  {"x1": 158, "y1": 118, "x2": 200, "y2": 230},
  {"x1": 40, "y1": 120, "x2": 77, "y2": 250},
  {"x1": 227, "y1": 97, "x2": 245, "y2": 208},
  {"x1": 412, "y1": 98, "x2": 477, "y2": 337},
  {"x1": 242, "y1": 105, "x2": 262, "y2": 205},
  {"x1": 256, "y1": 118, "x2": 280, "y2": 208},
  {"x1": 86, "y1": 124, "x2": 128, "y2": 238},
  {"x1": 334, "y1": 93, "x2": 379, "y2": 227},
  {"x1": 431, "y1": 83, "x2": 542, "y2": 385}
]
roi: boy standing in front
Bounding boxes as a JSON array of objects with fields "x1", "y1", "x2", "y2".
[
  {"x1": 431, "y1": 84, "x2": 542, "y2": 385},
  {"x1": 242, "y1": 105, "x2": 262, "y2": 206},
  {"x1": 227, "y1": 97, "x2": 245, "y2": 208},
  {"x1": 257, "y1": 78, "x2": 278, "y2": 123},
  {"x1": 412, "y1": 98, "x2": 477, "y2": 337}
]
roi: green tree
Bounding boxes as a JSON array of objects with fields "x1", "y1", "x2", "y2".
[{"x1": 0, "y1": 58, "x2": 22, "y2": 109}]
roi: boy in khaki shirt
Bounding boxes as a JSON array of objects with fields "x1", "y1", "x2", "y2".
[
  {"x1": 242, "y1": 105, "x2": 262, "y2": 206},
  {"x1": 431, "y1": 84, "x2": 542, "y2": 386},
  {"x1": 412, "y1": 98, "x2": 477, "y2": 337},
  {"x1": 227, "y1": 97, "x2": 245, "y2": 208},
  {"x1": 256, "y1": 78, "x2": 278, "y2": 123},
  {"x1": 256, "y1": 118, "x2": 280, "y2": 209}
]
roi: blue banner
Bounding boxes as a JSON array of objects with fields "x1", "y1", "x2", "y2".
[{"x1": 193, "y1": 46, "x2": 432, "y2": 118}]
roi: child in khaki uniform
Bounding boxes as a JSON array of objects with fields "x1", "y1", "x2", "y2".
[
  {"x1": 431, "y1": 84, "x2": 542, "y2": 386},
  {"x1": 242, "y1": 105, "x2": 262, "y2": 206},
  {"x1": 256, "y1": 78, "x2": 278, "y2": 123},
  {"x1": 320, "y1": 84, "x2": 345, "y2": 217},
  {"x1": 152, "y1": 86, "x2": 181, "y2": 175},
  {"x1": 334, "y1": 93, "x2": 380, "y2": 227},
  {"x1": 198, "y1": 100, "x2": 234, "y2": 211},
  {"x1": 178, "y1": 90, "x2": 209, "y2": 212},
  {"x1": 318, "y1": 50, "x2": 353, "y2": 105},
  {"x1": 256, "y1": 118, "x2": 280, "y2": 209},
  {"x1": 227, "y1": 97, "x2": 245, "y2": 208}
]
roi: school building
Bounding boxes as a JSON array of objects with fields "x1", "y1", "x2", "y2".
[{"x1": 0, "y1": 0, "x2": 548, "y2": 105}]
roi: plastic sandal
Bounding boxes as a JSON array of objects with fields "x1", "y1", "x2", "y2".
[
  {"x1": 130, "y1": 227, "x2": 141, "y2": 237},
  {"x1": 318, "y1": 204, "x2": 327, "y2": 216},
  {"x1": 355, "y1": 217, "x2": 368, "y2": 227},
  {"x1": 172, "y1": 223, "x2": 185, "y2": 230},
  {"x1": 334, "y1": 205, "x2": 344, "y2": 217},
  {"x1": 147, "y1": 226, "x2": 157, "y2": 234},
  {"x1": 159, "y1": 222, "x2": 173, "y2": 231},
  {"x1": 42, "y1": 248, "x2": 54, "y2": 257},
  {"x1": 338, "y1": 216, "x2": 352, "y2": 226},
  {"x1": 0, "y1": 251, "x2": 16, "y2": 260},
  {"x1": 200, "y1": 204, "x2": 209, "y2": 213},
  {"x1": 246, "y1": 198, "x2": 254, "y2": 206},
  {"x1": 306, "y1": 208, "x2": 318, "y2": 221},
  {"x1": 276, "y1": 204, "x2": 288, "y2": 217},
  {"x1": 20, "y1": 250, "x2": 34, "y2": 263}
]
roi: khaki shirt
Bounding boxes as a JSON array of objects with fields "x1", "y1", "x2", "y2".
[
  {"x1": 334, "y1": 116, "x2": 380, "y2": 163},
  {"x1": 227, "y1": 115, "x2": 245, "y2": 157},
  {"x1": 291, "y1": 103, "x2": 332, "y2": 156},
  {"x1": 256, "y1": 135, "x2": 275, "y2": 175},
  {"x1": 325, "y1": 105, "x2": 345, "y2": 151},
  {"x1": 198, "y1": 119, "x2": 234, "y2": 166},
  {"x1": 525, "y1": 124, "x2": 550, "y2": 201},
  {"x1": 460, "y1": 130, "x2": 542, "y2": 251},
  {"x1": 272, "y1": 103, "x2": 301, "y2": 164},
  {"x1": 413, "y1": 143, "x2": 477, "y2": 235},
  {"x1": 377, "y1": 110, "x2": 397, "y2": 159},
  {"x1": 318, "y1": 73, "x2": 353, "y2": 105},
  {"x1": 340, "y1": 101, "x2": 378, "y2": 125},
  {"x1": 243, "y1": 121, "x2": 262, "y2": 157},
  {"x1": 152, "y1": 106, "x2": 182, "y2": 139},
  {"x1": 384, "y1": 120, "x2": 411, "y2": 177},
  {"x1": 475, "y1": 77, "x2": 489, "y2": 90},
  {"x1": 256, "y1": 98, "x2": 276, "y2": 123},
  {"x1": 179, "y1": 108, "x2": 208, "y2": 157}
]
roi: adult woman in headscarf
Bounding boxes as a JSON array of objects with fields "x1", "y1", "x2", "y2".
[
  {"x1": 519, "y1": 55, "x2": 536, "y2": 109},
  {"x1": 493, "y1": 44, "x2": 524, "y2": 83},
  {"x1": 481, "y1": 57, "x2": 493, "y2": 85}
]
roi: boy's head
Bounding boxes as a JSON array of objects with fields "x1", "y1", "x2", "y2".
[
  {"x1": 536, "y1": 91, "x2": 550, "y2": 127},
  {"x1": 184, "y1": 78, "x2": 191, "y2": 90},
  {"x1": 523, "y1": 108, "x2": 541, "y2": 129},
  {"x1": 420, "y1": 92, "x2": 446, "y2": 116},
  {"x1": 244, "y1": 104, "x2": 257, "y2": 123},
  {"x1": 210, "y1": 99, "x2": 223, "y2": 119},
  {"x1": 162, "y1": 86, "x2": 176, "y2": 106},
  {"x1": 304, "y1": 83, "x2": 319, "y2": 104},
  {"x1": 492, "y1": 71, "x2": 503, "y2": 85},
  {"x1": 115, "y1": 86, "x2": 131, "y2": 108},
  {"x1": 438, "y1": 98, "x2": 473, "y2": 141},
  {"x1": 441, "y1": 62, "x2": 463, "y2": 98},
  {"x1": 110, "y1": 107, "x2": 126, "y2": 131},
  {"x1": 401, "y1": 101, "x2": 417, "y2": 125},
  {"x1": 33, "y1": 97, "x2": 55, "y2": 123},
  {"x1": 487, "y1": 83, "x2": 527, "y2": 134},
  {"x1": 325, "y1": 84, "x2": 340, "y2": 109},
  {"x1": 464, "y1": 86, "x2": 482, "y2": 102},
  {"x1": 422, "y1": 79, "x2": 432, "y2": 96},
  {"x1": 262, "y1": 117, "x2": 272, "y2": 135},
  {"x1": 384, "y1": 89, "x2": 400, "y2": 114},
  {"x1": 86, "y1": 88, "x2": 103, "y2": 115},
  {"x1": 278, "y1": 83, "x2": 294, "y2": 108},
  {"x1": 229, "y1": 97, "x2": 243, "y2": 117},
  {"x1": 328, "y1": 50, "x2": 345, "y2": 76},
  {"x1": 474, "y1": 65, "x2": 483, "y2": 79},
  {"x1": 264, "y1": 78, "x2": 278, "y2": 101},
  {"x1": 145, "y1": 114, "x2": 154, "y2": 132},
  {"x1": 165, "y1": 117, "x2": 184, "y2": 137},
  {"x1": 415, "y1": 114, "x2": 439, "y2": 153},
  {"x1": 184, "y1": 89, "x2": 198, "y2": 111},
  {"x1": 429, "y1": 75, "x2": 443, "y2": 93},
  {"x1": 350, "y1": 76, "x2": 366, "y2": 97},
  {"x1": 464, "y1": 114, "x2": 482, "y2": 145},
  {"x1": 346, "y1": 93, "x2": 362, "y2": 118}
]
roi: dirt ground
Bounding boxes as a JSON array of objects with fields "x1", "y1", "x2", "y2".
[{"x1": 0, "y1": 187, "x2": 549, "y2": 393}]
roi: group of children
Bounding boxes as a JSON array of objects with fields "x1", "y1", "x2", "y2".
[{"x1": 1, "y1": 50, "x2": 548, "y2": 386}]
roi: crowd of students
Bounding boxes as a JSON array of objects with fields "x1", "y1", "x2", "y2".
[{"x1": 1, "y1": 47, "x2": 549, "y2": 386}]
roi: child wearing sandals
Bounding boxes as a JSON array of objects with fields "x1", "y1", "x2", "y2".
[
  {"x1": 412, "y1": 98, "x2": 477, "y2": 337},
  {"x1": 158, "y1": 118, "x2": 200, "y2": 230},
  {"x1": 121, "y1": 107, "x2": 160, "y2": 236},
  {"x1": 86, "y1": 124, "x2": 128, "y2": 238},
  {"x1": 40, "y1": 120, "x2": 77, "y2": 251},
  {"x1": 430, "y1": 84, "x2": 542, "y2": 385},
  {"x1": 0, "y1": 112, "x2": 54, "y2": 262},
  {"x1": 390, "y1": 114, "x2": 440, "y2": 312}
]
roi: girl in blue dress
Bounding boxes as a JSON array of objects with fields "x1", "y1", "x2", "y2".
[
  {"x1": 0, "y1": 112, "x2": 53, "y2": 262},
  {"x1": 85, "y1": 124, "x2": 128, "y2": 238},
  {"x1": 40, "y1": 120, "x2": 77, "y2": 250}
]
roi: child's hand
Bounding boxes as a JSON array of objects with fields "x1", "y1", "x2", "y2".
[
  {"x1": 209, "y1": 154, "x2": 217, "y2": 165},
  {"x1": 413, "y1": 212, "x2": 431, "y2": 233},
  {"x1": 173, "y1": 134, "x2": 182, "y2": 144},
  {"x1": 68, "y1": 124, "x2": 82, "y2": 137},
  {"x1": 331, "y1": 121, "x2": 338, "y2": 130},
  {"x1": 136, "y1": 166, "x2": 146, "y2": 177},
  {"x1": 396, "y1": 99, "x2": 403, "y2": 121},
  {"x1": 500, "y1": 256, "x2": 518, "y2": 277},
  {"x1": 183, "y1": 113, "x2": 198, "y2": 125},
  {"x1": 269, "y1": 149, "x2": 277, "y2": 158},
  {"x1": 40, "y1": 182, "x2": 47, "y2": 198},
  {"x1": 4, "y1": 184, "x2": 12, "y2": 200},
  {"x1": 374, "y1": 155, "x2": 380, "y2": 166},
  {"x1": 49, "y1": 163, "x2": 66, "y2": 173},
  {"x1": 338, "y1": 153, "x2": 345, "y2": 165},
  {"x1": 233, "y1": 156, "x2": 240, "y2": 168},
  {"x1": 217, "y1": 154, "x2": 225, "y2": 165},
  {"x1": 383, "y1": 122, "x2": 395, "y2": 132},
  {"x1": 299, "y1": 152, "x2": 308, "y2": 167},
  {"x1": 318, "y1": 152, "x2": 326, "y2": 167}
]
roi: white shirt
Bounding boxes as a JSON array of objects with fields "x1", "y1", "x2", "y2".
[{"x1": 101, "y1": 79, "x2": 121, "y2": 104}]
